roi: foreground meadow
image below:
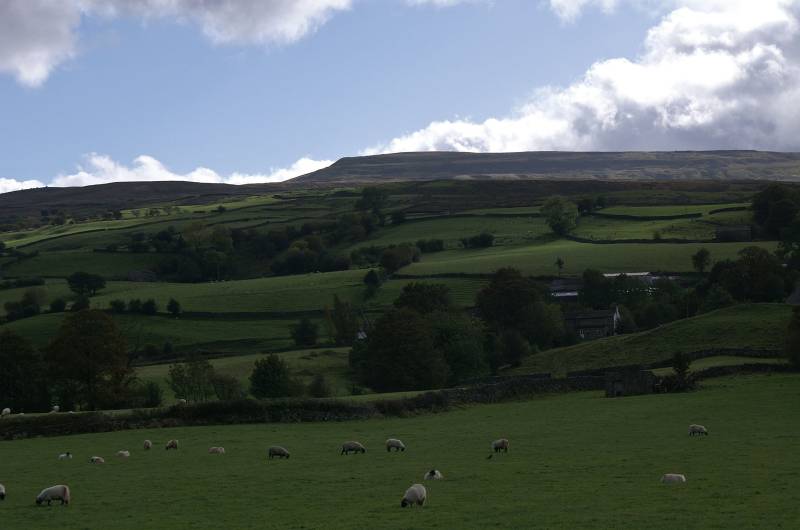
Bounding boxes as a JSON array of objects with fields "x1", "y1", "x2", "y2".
[{"x1": 0, "y1": 374, "x2": 798, "y2": 529}]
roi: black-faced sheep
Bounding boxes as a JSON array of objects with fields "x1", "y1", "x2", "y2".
[
  {"x1": 386, "y1": 438, "x2": 406, "y2": 452},
  {"x1": 688, "y1": 424, "x2": 708, "y2": 436},
  {"x1": 36, "y1": 485, "x2": 70, "y2": 506},
  {"x1": 1, "y1": 407, "x2": 10, "y2": 417},
  {"x1": 143, "y1": 440, "x2": 152, "y2": 450},
  {"x1": 341, "y1": 441, "x2": 366, "y2": 455},
  {"x1": 268, "y1": 446, "x2": 290, "y2": 459},
  {"x1": 487, "y1": 438, "x2": 509, "y2": 459},
  {"x1": 89, "y1": 456, "x2": 105, "y2": 464},
  {"x1": 424, "y1": 469, "x2": 443, "y2": 480},
  {"x1": 661, "y1": 473, "x2": 687, "y2": 484},
  {"x1": 400, "y1": 484, "x2": 427, "y2": 508},
  {"x1": 166, "y1": 439, "x2": 179, "y2": 450},
  {"x1": 58, "y1": 452, "x2": 72, "y2": 460},
  {"x1": 0, "y1": 483, "x2": 5, "y2": 500}
]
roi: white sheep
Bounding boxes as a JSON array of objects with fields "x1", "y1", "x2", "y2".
[
  {"x1": 89, "y1": 456, "x2": 105, "y2": 464},
  {"x1": 116, "y1": 450, "x2": 131, "y2": 458},
  {"x1": 0, "y1": 483, "x2": 5, "y2": 501},
  {"x1": 51, "y1": 405, "x2": 60, "y2": 413},
  {"x1": 268, "y1": 446, "x2": 290, "y2": 459},
  {"x1": 176, "y1": 399, "x2": 187, "y2": 405},
  {"x1": 400, "y1": 484, "x2": 427, "y2": 508},
  {"x1": 341, "y1": 441, "x2": 366, "y2": 455},
  {"x1": 35, "y1": 485, "x2": 70, "y2": 506},
  {"x1": 661, "y1": 473, "x2": 687, "y2": 484},
  {"x1": 386, "y1": 438, "x2": 406, "y2": 452},
  {"x1": 165, "y1": 439, "x2": 179, "y2": 451},
  {"x1": 143, "y1": 439, "x2": 153, "y2": 451},
  {"x1": 487, "y1": 438, "x2": 509, "y2": 459},
  {"x1": 688, "y1": 424, "x2": 708, "y2": 436},
  {"x1": 1, "y1": 407, "x2": 10, "y2": 417},
  {"x1": 208, "y1": 446, "x2": 225, "y2": 454},
  {"x1": 424, "y1": 469, "x2": 443, "y2": 480},
  {"x1": 58, "y1": 452, "x2": 73, "y2": 460}
]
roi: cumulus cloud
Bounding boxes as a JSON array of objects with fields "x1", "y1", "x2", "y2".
[
  {"x1": 49, "y1": 153, "x2": 332, "y2": 188},
  {"x1": 0, "y1": 0, "x2": 352, "y2": 87},
  {"x1": 0, "y1": 177, "x2": 46, "y2": 194},
  {"x1": 367, "y1": 0, "x2": 800, "y2": 153}
]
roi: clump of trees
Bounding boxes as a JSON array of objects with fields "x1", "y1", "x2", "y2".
[
  {"x1": 542, "y1": 196, "x2": 579, "y2": 235},
  {"x1": 67, "y1": 271, "x2": 106, "y2": 297},
  {"x1": 460, "y1": 233, "x2": 495, "y2": 249},
  {"x1": 291, "y1": 317, "x2": 319, "y2": 347},
  {"x1": 250, "y1": 354, "x2": 301, "y2": 399},
  {"x1": 168, "y1": 354, "x2": 245, "y2": 402},
  {"x1": 109, "y1": 298, "x2": 160, "y2": 315}
]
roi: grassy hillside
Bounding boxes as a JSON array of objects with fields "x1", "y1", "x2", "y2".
[
  {"x1": 513, "y1": 304, "x2": 790, "y2": 376},
  {"x1": 0, "y1": 374, "x2": 797, "y2": 528}
]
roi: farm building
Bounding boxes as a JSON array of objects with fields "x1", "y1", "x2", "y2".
[
  {"x1": 550, "y1": 278, "x2": 582, "y2": 303},
  {"x1": 605, "y1": 368, "x2": 659, "y2": 397},
  {"x1": 565, "y1": 307, "x2": 620, "y2": 340}
]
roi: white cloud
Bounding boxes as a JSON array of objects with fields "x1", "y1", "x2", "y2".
[
  {"x1": 0, "y1": 177, "x2": 46, "y2": 194},
  {"x1": 46, "y1": 153, "x2": 331, "y2": 188},
  {"x1": 0, "y1": 0, "x2": 352, "y2": 87},
  {"x1": 367, "y1": 0, "x2": 800, "y2": 153}
]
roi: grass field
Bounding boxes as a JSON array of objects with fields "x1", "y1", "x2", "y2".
[
  {"x1": 514, "y1": 304, "x2": 790, "y2": 376},
  {"x1": 0, "y1": 373, "x2": 797, "y2": 529},
  {"x1": 573, "y1": 216, "x2": 714, "y2": 240},
  {"x1": 2, "y1": 251, "x2": 167, "y2": 279},
  {"x1": 403, "y1": 240, "x2": 778, "y2": 276},
  {"x1": 600, "y1": 203, "x2": 749, "y2": 216}
]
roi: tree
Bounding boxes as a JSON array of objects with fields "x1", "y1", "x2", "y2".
[
  {"x1": 70, "y1": 295, "x2": 90, "y2": 312},
  {"x1": 167, "y1": 298, "x2": 182, "y2": 317},
  {"x1": 330, "y1": 295, "x2": 359, "y2": 346},
  {"x1": 127, "y1": 299, "x2": 143, "y2": 313},
  {"x1": 363, "y1": 269, "x2": 384, "y2": 297},
  {"x1": 308, "y1": 374, "x2": 333, "y2": 398},
  {"x1": 167, "y1": 355, "x2": 216, "y2": 402},
  {"x1": 394, "y1": 283, "x2": 452, "y2": 315},
  {"x1": 291, "y1": 317, "x2": 319, "y2": 347},
  {"x1": 691, "y1": 248, "x2": 711, "y2": 275},
  {"x1": 67, "y1": 271, "x2": 106, "y2": 297},
  {"x1": 0, "y1": 330, "x2": 49, "y2": 412},
  {"x1": 428, "y1": 311, "x2": 488, "y2": 384},
  {"x1": 45, "y1": 310, "x2": 130, "y2": 410},
  {"x1": 211, "y1": 373, "x2": 245, "y2": 401},
  {"x1": 49, "y1": 298, "x2": 67, "y2": 313},
  {"x1": 700, "y1": 284, "x2": 734, "y2": 313},
  {"x1": 109, "y1": 299, "x2": 126, "y2": 313},
  {"x1": 579, "y1": 269, "x2": 614, "y2": 309},
  {"x1": 498, "y1": 329, "x2": 532, "y2": 368},
  {"x1": 141, "y1": 298, "x2": 158, "y2": 316},
  {"x1": 672, "y1": 351, "x2": 691, "y2": 386},
  {"x1": 542, "y1": 196, "x2": 579, "y2": 235},
  {"x1": 391, "y1": 211, "x2": 406, "y2": 225},
  {"x1": 555, "y1": 257, "x2": 565, "y2": 276},
  {"x1": 355, "y1": 187, "x2": 389, "y2": 219},
  {"x1": 785, "y1": 308, "x2": 800, "y2": 368},
  {"x1": 250, "y1": 354, "x2": 294, "y2": 398}
]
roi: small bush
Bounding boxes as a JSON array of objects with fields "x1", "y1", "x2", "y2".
[
  {"x1": 308, "y1": 374, "x2": 333, "y2": 398},
  {"x1": 460, "y1": 232, "x2": 495, "y2": 249},
  {"x1": 49, "y1": 298, "x2": 67, "y2": 313}
]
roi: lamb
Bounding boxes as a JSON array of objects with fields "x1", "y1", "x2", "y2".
[
  {"x1": 424, "y1": 469, "x2": 443, "y2": 480},
  {"x1": 58, "y1": 452, "x2": 73, "y2": 460},
  {"x1": 661, "y1": 473, "x2": 687, "y2": 484},
  {"x1": 89, "y1": 456, "x2": 105, "y2": 464},
  {"x1": 1, "y1": 407, "x2": 10, "y2": 417},
  {"x1": 688, "y1": 424, "x2": 708, "y2": 436},
  {"x1": 268, "y1": 446, "x2": 290, "y2": 459},
  {"x1": 386, "y1": 438, "x2": 406, "y2": 452},
  {"x1": 143, "y1": 439, "x2": 153, "y2": 450},
  {"x1": 400, "y1": 484, "x2": 427, "y2": 508},
  {"x1": 35, "y1": 485, "x2": 70, "y2": 506},
  {"x1": 487, "y1": 438, "x2": 509, "y2": 459},
  {"x1": 341, "y1": 441, "x2": 366, "y2": 455},
  {"x1": 165, "y1": 439, "x2": 179, "y2": 450},
  {"x1": 208, "y1": 446, "x2": 225, "y2": 454},
  {"x1": 0, "y1": 483, "x2": 5, "y2": 501},
  {"x1": 116, "y1": 450, "x2": 131, "y2": 458}
]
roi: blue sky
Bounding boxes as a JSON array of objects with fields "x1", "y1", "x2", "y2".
[{"x1": 1, "y1": 1, "x2": 800, "y2": 192}]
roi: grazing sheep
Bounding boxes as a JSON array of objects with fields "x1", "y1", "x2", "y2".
[
  {"x1": 208, "y1": 447, "x2": 226, "y2": 454},
  {"x1": 58, "y1": 452, "x2": 73, "y2": 460},
  {"x1": 143, "y1": 440, "x2": 152, "y2": 451},
  {"x1": 89, "y1": 456, "x2": 105, "y2": 464},
  {"x1": 0, "y1": 483, "x2": 5, "y2": 501},
  {"x1": 268, "y1": 446, "x2": 290, "y2": 459},
  {"x1": 165, "y1": 439, "x2": 179, "y2": 451},
  {"x1": 1, "y1": 407, "x2": 10, "y2": 417},
  {"x1": 51, "y1": 405, "x2": 60, "y2": 413},
  {"x1": 487, "y1": 438, "x2": 509, "y2": 459},
  {"x1": 35, "y1": 485, "x2": 70, "y2": 506},
  {"x1": 424, "y1": 469, "x2": 443, "y2": 480},
  {"x1": 176, "y1": 399, "x2": 187, "y2": 405},
  {"x1": 688, "y1": 424, "x2": 708, "y2": 436},
  {"x1": 341, "y1": 441, "x2": 366, "y2": 455},
  {"x1": 400, "y1": 484, "x2": 427, "y2": 508},
  {"x1": 661, "y1": 473, "x2": 687, "y2": 484},
  {"x1": 116, "y1": 450, "x2": 130, "y2": 458},
  {"x1": 386, "y1": 438, "x2": 406, "y2": 452}
]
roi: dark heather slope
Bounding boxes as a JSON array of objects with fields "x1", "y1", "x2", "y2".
[{"x1": 294, "y1": 150, "x2": 800, "y2": 183}]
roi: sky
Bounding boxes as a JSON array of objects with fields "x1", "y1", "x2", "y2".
[{"x1": 1, "y1": 0, "x2": 800, "y2": 194}]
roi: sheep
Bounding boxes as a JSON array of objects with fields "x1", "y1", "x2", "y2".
[
  {"x1": 487, "y1": 438, "x2": 509, "y2": 459},
  {"x1": 268, "y1": 446, "x2": 290, "y2": 459},
  {"x1": 424, "y1": 469, "x2": 443, "y2": 480},
  {"x1": 661, "y1": 473, "x2": 687, "y2": 484},
  {"x1": 165, "y1": 439, "x2": 179, "y2": 451},
  {"x1": 35, "y1": 485, "x2": 70, "y2": 506},
  {"x1": 58, "y1": 452, "x2": 73, "y2": 460},
  {"x1": 143, "y1": 439, "x2": 153, "y2": 451},
  {"x1": 208, "y1": 446, "x2": 226, "y2": 454},
  {"x1": 176, "y1": 399, "x2": 187, "y2": 405},
  {"x1": 50, "y1": 405, "x2": 60, "y2": 414},
  {"x1": 1, "y1": 407, "x2": 10, "y2": 417},
  {"x1": 0, "y1": 483, "x2": 5, "y2": 501},
  {"x1": 116, "y1": 450, "x2": 131, "y2": 458},
  {"x1": 341, "y1": 441, "x2": 366, "y2": 455},
  {"x1": 688, "y1": 424, "x2": 708, "y2": 436},
  {"x1": 386, "y1": 438, "x2": 406, "y2": 452},
  {"x1": 89, "y1": 456, "x2": 105, "y2": 464},
  {"x1": 400, "y1": 484, "x2": 427, "y2": 508}
]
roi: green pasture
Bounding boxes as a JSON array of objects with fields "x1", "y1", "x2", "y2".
[
  {"x1": 600, "y1": 203, "x2": 749, "y2": 217},
  {"x1": 572, "y1": 216, "x2": 715, "y2": 240},
  {"x1": 514, "y1": 304, "x2": 790, "y2": 376},
  {"x1": 402, "y1": 240, "x2": 778, "y2": 276},
  {"x1": 2, "y1": 251, "x2": 167, "y2": 279},
  {"x1": 0, "y1": 374, "x2": 797, "y2": 528}
]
